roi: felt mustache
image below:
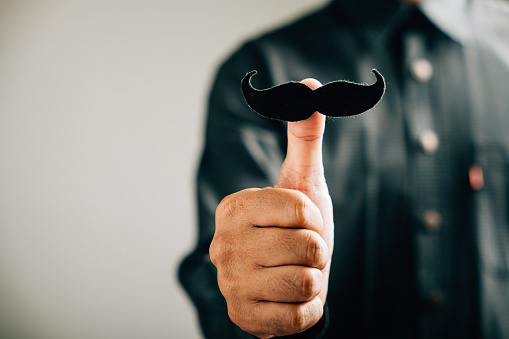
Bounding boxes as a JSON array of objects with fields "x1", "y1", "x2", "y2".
[{"x1": 241, "y1": 69, "x2": 386, "y2": 122}]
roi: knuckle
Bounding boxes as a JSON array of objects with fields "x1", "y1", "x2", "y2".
[
  {"x1": 297, "y1": 268, "x2": 321, "y2": 300},
  {"x1": 303, "y1": 231, "x2": 327, "y2": 269},
  {"x1": 229, "y1": 303, "x2": 271, "y2": 339},
  {"x1": 208, "y1": 237, "x2": 223, "y2": 267},
  {"x1": 209, "y1": 241, "x2": 218, "y2": 266},
  {"x1": 287, "y1": 190, "x2": 323, "y2": 232},
  {"x1": 217, "y1": 269, "x2": 245, "y2": 305},
  {"x1": 213, "y1": 190, "x2": 257, "y2": 267},
  {"x1": 216, "y1": 193, "x2": 245, "y2": 222},
  {"x1": 209, "y1": 233, "x2": 236, "y2": 268},
  {"x1": 291, "y1": 192, "x2": 309, "y2": 226},
  {"x1": 288, "y1": 304, "x2": 311, "y2": 332},
  {"x1": 227, "y1": 299, "x2": 264, "y2": 336}
]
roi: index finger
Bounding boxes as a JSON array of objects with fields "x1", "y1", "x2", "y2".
[{"x1": 235, "y1": 187, "x2": 324, "y2": 233}]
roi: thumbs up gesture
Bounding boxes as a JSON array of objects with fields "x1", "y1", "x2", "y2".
[{"x1": 210, "y1": 78, "x2": 334, "y2": 338}]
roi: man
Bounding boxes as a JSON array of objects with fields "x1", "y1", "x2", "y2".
[{"x1": 180, "y1": 0, "x2": 509, "y2": 337}]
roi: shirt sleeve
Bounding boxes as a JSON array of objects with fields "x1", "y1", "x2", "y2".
[{"x1": 178, "y1": 41, "x2": 331, "y2": 338}]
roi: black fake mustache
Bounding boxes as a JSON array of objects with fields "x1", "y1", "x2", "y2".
[{"x1": 241, "y1": 69, "x2": 386, "y2": 122}]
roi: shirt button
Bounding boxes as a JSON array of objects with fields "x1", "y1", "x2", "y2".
[
  {"x1": 423, "y1": 210, "x2": 442, "y2": 231},
  {"x1": 410, "y1": 58, "x2": 434, "y2": 82},
  {"x1": 418, "y1": 129, "x2": 440, "y2": 155}
]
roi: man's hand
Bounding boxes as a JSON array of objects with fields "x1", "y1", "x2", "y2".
[{"x1": 210, "y1": 78, "x2": 334, "y2": 338}]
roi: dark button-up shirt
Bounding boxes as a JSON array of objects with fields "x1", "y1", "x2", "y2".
[{"x1": 179, "y1": 0, "x2": 509, "y2": 337}]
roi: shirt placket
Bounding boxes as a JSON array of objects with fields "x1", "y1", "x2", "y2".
[{"x1": 402, "y1": 30, "x2": 448, "y2": 338}]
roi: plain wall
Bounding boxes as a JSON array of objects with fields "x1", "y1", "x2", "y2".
[{"x1": 0, "y1": 1, "x2": 328, "y2": 338}]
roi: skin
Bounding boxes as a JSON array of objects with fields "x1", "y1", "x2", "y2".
[
  {"x1": 210, "y1": 3, "x2": 423, "y2": 337},
  {"x1": 210, "y1": 79, "x2": 334, "y2": 338}
]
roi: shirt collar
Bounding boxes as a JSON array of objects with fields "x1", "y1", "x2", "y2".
[
  {"x1": 418, "y1": 0, "x2": 471, "y2": 44},
  {"x1": 329, "y1": 0, "x2": 469, "y2": 46}
]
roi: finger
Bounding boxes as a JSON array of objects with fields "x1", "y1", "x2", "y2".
[
  {"x1": 248, "y1": 265, "x2": 323, "y2": 303},
  {"x1": 275, "y1": 78, "x2": 326, "y2": 191},
  {"x1": 250, "y1": 227, "x2": 328, "y2": 269},
  {"x1": 216, "y1": 187, "x2": 323, "y2": 233},
  {"x1": 234, "y1": 297, "x2": 323, "y2": 338}
]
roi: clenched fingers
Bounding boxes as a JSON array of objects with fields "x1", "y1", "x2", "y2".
[
  {"x1": 251, "y1": 265, "x2": 323, "y2": 303},
  {"x1": 228, "y1": 297, "x2": 324, "y2": 338},
  {"x1": 250, "y1": 227, "x2": 329, "y2": 269},
  {"x1": 215, "y1": 187, "x2": 324, "y2": 233}
]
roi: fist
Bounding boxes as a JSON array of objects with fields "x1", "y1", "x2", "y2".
[{"x1": 210, "y1": 78, "x2": 334, "y2": 338}]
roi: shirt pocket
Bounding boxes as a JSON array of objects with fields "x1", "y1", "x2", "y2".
[{"x1": 473, "y1": 142, "x2": 509, "y2": 278}]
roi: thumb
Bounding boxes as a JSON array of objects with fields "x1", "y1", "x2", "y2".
[{"x1": 275, "y1": 78, "x2": 326, "y2": 191}]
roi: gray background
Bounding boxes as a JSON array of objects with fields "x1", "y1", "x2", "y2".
[{"x1": 0, "y1": 1, "x2": 327, "y2": 338}]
